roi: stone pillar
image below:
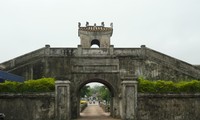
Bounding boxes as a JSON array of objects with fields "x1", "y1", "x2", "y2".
[
  {"x1": 26, "y1": 64, "x2": 33, "y2": 80},
  {"x1": 109, "y1": 45, "x2": 114, "y2": 55},
  {"x1": 141, "y1": 45, "x2": 147, "y2": 59},
  {"x1": 77, "y1": 45, "x2": 82, "y2": 56},
  {"x1": 30, "y1": 65, "x2": 33, "y2": 80},
  {"x1": 121, "y1": 78, "x2": 138, "y2": 120},
  {"x1": 55, "y1": 80, "x2": 71, "y2": 120},
  {"x1": 45, "y1": 44, "x2": 51, "y2": 55}
]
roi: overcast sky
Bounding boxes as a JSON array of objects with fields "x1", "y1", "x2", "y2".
[{"x1": 0, "y1": 0, "x2": 200, "y2": 64}]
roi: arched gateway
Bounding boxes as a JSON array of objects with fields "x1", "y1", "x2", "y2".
[
  {"x1": 2, "y1": 22, "x2": 200, "y2": 120},
  {"x1": 55, "y1": 22, "x2": 138, "y2": 120}
]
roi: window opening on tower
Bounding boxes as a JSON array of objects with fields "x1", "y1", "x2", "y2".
[{"x1": 91, "y1": 39, "x2": 100, "y2": 48}]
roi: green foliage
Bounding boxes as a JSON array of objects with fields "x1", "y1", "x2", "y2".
[
  {"x1": 99, "y1": 86, "x2": 110, "y2": 102},
  {"x1": 176, "y1": 80, "x2": 200, "y2": 93},
  {"x1": 0, "y1": 78, "x2": 55, "y2": 93},
  {"x1": 80, "y1": 85, "x2": 92, "y2": 98},
  {"x1": 88, "y1": 85, "x2": 111, "y2": 103},
  {"x1": 138, "y1": 77, "x2": 200, "y2": 93},
  {"x1": 2, "y1": 77, "x2": 200, "y2": 94}
]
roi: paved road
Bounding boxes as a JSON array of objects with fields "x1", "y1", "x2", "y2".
[{"x1": 74, "y1": 104, "x2": 120, "y2": 120}]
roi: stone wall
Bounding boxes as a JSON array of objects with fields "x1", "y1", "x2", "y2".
[
  {"x1": 138, "y1": 93, "x2": 200, "y2": 120},
  {"x1": 1, "y1": 46, "x2": 200, "y2": 81},
  {"x1": 3, "y1": 47, "x2": 200, "y2": 82},
  {"x1": 145, "y1": 47, "x2": 200, "y2": 80},
  {"x1": 0, "y1": 93, "x2": 200, "y2": 120},
  {"x1": 0, "y1": 93, "x2": 55, "y2": 120}
]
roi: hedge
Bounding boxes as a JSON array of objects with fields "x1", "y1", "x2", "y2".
[
  {"x1": 1, "y1": 77, "x2": 200, "y2": 93},
  {"x1": 138, "y1": 78, "x2": 200, "y2": 93},
  {"x1": 0, "y1": 78, "x2": 55, "y2": 93}
]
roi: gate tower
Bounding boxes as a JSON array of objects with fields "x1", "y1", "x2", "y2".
[{"x1": 78, "y1": 22, "x2": 113, "y2": 48}]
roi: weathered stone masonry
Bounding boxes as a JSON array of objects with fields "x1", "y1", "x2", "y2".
[
  {"x1": 0, "y1": 93, "x2": 55, "y2": 120},
  {"x1": 1, "y1": 22, "x2": 200, "y2": 120},
  {"x1": 1, "y1": 93, "x2": 200, "y2": 120},
  {"x1": 2, "y1": 45, "x2": 200, "y2": 81}
]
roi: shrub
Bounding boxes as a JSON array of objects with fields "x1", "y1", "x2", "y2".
[
  {"x1": 138, "y1": 78, "x2": 200, "y2": 93},
  {"x1": 0, "y1": 78, "x2": 55, "y2": 93},
  {"x1": 176, "y1": 80, "x2": 200, "y2": 93},
  {"x1": 1, "y1": 77, "x2": 200, "y2": 93},
  {"x1": 0, "y1": 81, "x2": 21, "y2": 92},
  {"x1": 138, "y1": 78, "x2": 156, "y2": 93}
]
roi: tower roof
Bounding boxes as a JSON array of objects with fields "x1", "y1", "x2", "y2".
[{"x1": 78, "y1": 22, "x2": 113, "y2": 32}]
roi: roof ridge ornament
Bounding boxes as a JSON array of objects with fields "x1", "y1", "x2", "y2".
[
  {"x1": 101, "y1": 22, "x2": 104, "y2": 27},
  {"x1": 110, "y1": 22, "x2": 113, "y2": 28},
  {"x1": 86, "y1": 21, "x2": 89, "y2": 27},
  {"x1": 78, "y1": 22, "x2": 113, "y2": 33},
  {"x1": 78, "y1": 22, "x2": 81, "y2": 28},
  {"x1": 78, "y1": 22, "x2": 113, "y2": 27}
]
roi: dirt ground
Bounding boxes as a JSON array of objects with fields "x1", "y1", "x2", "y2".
[{"x1": 74, "y1": 104, "x2": 121, "y2": 120}]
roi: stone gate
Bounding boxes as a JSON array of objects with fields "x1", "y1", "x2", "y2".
[{"x1": 1, "y1": 22, "x2": 200, "y2": 120}]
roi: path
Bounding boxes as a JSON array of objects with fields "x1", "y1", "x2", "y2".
[{"x1": 74, "y1": 103, "x2": 120, "y2": 120}]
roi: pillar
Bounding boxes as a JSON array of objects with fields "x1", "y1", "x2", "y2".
[
  {"x1": 109, "y1": 45, "x2": 114, "y2": 55},
  {"x1": 121, "y1": 78, "x2": 138, "y2": 120},
  {"x1": 77, "y1": 45, "x2": 82, "y2": 56},
  {"x1": 55, "y1": 80, "x2": 71, "y2": 120}
]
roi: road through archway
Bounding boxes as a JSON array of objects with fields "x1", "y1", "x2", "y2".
[{"x1": 75, "y1": 103, "x2": 121, "y2": 120}]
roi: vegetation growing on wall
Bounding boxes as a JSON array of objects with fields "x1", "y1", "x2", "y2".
[
  {"x1": 1, "y1": 77, "x2": 200, "y2": 93},
  {"x1": 139, "y1": 77, "x2": 200, "y2": 93},
  {"x1": 0, "y1": 78, "x2": 55, "y2": 93}
]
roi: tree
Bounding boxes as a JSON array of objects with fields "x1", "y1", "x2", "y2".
[
  {"x1": 91, "y1": 85, "x2": 111, "y2": 103},
  {"x1": 80, "y1": 85, "x2": 92, "y2": 98},
  {"x1": 99, "y1": 86, "x2": 110, "y2": 103}
]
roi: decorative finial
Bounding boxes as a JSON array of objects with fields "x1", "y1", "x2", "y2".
[
  {"x1": 101, "y1": 22, "x2": 104, "y2": 27},
  {"x1": 78, "y1": 22, "x2": 81, "y2": 28},
  {"x1": 86, "y1": 22, "x2": 89, "y2": 27},
  {"x1": 110, "y1": 22, "x2": 113, "y2": 28}
]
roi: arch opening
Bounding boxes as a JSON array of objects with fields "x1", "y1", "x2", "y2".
[
  {"x1": 91, "y1": 39, "x2": 100, "y2": 48},
  {"x1": 78, "y1": 79, "x2": 115, "y2": 97},
  {"x1": 77, "y1": 79, "x2": 116, "y2": 119}
]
